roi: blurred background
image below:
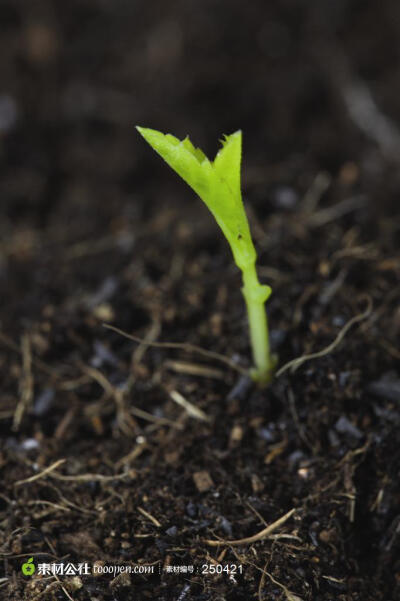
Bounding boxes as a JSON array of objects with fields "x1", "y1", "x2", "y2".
[{"x1": 0, "y1": 0, "x2": 399, "y2": 325}]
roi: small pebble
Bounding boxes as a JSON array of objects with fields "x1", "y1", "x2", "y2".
[
  {"x1": 86, "y1": 277, "x2": 118, "y2": 309},
  {"x1": 319, "y1": 528, "x2": 337, "y2": 544},
  {"x1": 368, "y1": 373, "x2": 400, "y2": 403},
  {"x1": 288, "y1": 450, "x2": 305, "y2": 468},
  {"x1": 270, "y1": 329, "x2": 286, "y2": 347},
  {"x1": 373, "y1": 403, "x2": 400, "y2": 425},
  {"x1": 69, "y1": 576, "x2": 83, "y2": 591},
  {"x1": 251, "y1": 473, "x2": 264, "y2": 493},
  {"x1": 33, "y1": 388, "x2": 55, "y2": 416},
  {"x1": 338, "y1": 371, "x2": 351, "y2": 387},
  {"x1": 258, "y1": 423, "x2": 277, "y2": 443},
  {"x1": 92, "y1": 303, "x2": 115, "y2": 322},
  {"x1": 227, "y1": 375, "x2": 253, "y2": 402},
  {"x1": 271, "y1": 185, "x2": 298, "y2": 210},
  {"x1": 176, "y1": 584, "x2": 191, "y2": 601},
  {"x1": 21, "y1": 438, "x2": 40, "y2": 451},
  {"x1": 186, "y1": 502, "x2": 197, "y2": 518},
  {"x1": 91, "y1": 340, "x2": 119, "y2": 368},
  {"x1": 332, "y1": 315, "x2": 346, "y2": 327},
  {"x1": 335, "y1": 415, "x2": 362, "y2": 439},
  {"x1": 328, "y1": 429, "x2": 340, "y2": 447},
  {"x1": 0, "y1": 94, "x2": 18, "y2": 132},
  {"x1": 165, "y1": 525, "x2": 178, "y2": 537},
  {"x1": 229, "y1": 424, "x2": 243, "y2": 446},
  {"x1": 218, "y1": 516, "x2": 233, "y2": 536},
  {"x1": 193, "y1": 471, "x2": 214, "y2": 493}
]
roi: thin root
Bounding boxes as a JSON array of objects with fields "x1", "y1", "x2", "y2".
[{"x1": 276, "y1": 296, "x2": 372, "y2": 377}]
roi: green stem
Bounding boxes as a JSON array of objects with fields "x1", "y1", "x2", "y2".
[{"x1": 241, "y1": 263, "x2": 274, "y2": 385}]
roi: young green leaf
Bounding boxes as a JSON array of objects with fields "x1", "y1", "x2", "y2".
[{"x1": 136, "y1": 127, "x2": 256, "y2": 270}]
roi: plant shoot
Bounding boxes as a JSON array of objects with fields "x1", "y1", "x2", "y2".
[{"x1": 136, "y1": 126, "x2": 275, "y2": 384}]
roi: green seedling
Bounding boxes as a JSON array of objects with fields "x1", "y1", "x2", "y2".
[{"x1": 136, "y1": 126, "x2": 276, "y2": 385}]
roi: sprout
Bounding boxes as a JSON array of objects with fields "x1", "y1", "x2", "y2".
[{"x1": 136, "y1": 126, "x2": 276, "y2": 385}]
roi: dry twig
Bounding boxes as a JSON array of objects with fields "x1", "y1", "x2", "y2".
[
  {"x1": 14, "y1": 459, "x2": 66, "y2": 486},
  {"x1": 138, "y1": 507, "x2": 162, "y2": 528},
  {"x1": 13, "y1": 334, "x2": 34, "y2": 431},
  {"x1": 103, "y1": 323, "x2": 248, "y2": 375},
  {"x1": 204, "y1": 508, "x2": 296, "y2": 547},
  {"x1": 169, "y1": 389, "x2": 210, "y2": 422},
  {"x1": 164, "y1": 359, "x2": 224, "y2": 379}
]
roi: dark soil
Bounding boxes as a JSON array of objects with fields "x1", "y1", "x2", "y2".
[{"x1": 1, "y1": 1, "x2": 399, "y2": 600}]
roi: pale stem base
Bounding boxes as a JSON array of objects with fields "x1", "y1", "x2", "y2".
[{"x1": 242, "y1": 265, "x2": 275, "y2": 385}]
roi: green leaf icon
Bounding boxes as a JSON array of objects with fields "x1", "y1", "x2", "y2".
[{"x1": 21, "y1": 557, "x2": 35, "y2": 576}]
